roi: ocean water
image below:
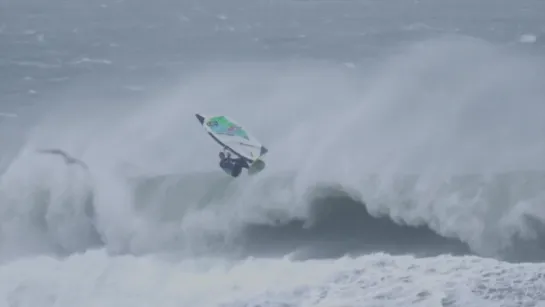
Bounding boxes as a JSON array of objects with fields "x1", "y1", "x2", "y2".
[{"x1": 1, "y1": 0, "x2": 545, "y2": 306}]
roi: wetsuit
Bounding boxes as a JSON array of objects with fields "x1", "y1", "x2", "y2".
[{"x1": 219, "y1": 151, "x2": 249, "y2": 177}]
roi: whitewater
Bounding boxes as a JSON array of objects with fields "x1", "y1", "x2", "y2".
[{"x1": 2, "y1": 0, "x2": 545, "y2": 306}]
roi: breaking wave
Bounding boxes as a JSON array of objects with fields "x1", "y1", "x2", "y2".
[{"x1": 1, "y1": 36, "x2": 545, "y2": 264}]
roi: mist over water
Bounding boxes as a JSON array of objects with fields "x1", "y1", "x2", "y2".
[
  {"x1": 1, "y1": 36, "x2": 544, "y2": 264},
  {"x1": 2, "y1": 0, "x2": 545, "y2": 305}
]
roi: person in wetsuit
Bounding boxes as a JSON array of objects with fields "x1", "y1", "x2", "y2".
[{"x1": 218, "y1": 150, "x2": 249, "y2": 177}]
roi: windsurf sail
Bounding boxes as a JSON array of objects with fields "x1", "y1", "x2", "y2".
[{"x1": 195, "y1": 113, "x2": 268, "y2": 163}]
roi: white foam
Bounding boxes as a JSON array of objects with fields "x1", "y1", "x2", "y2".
[
  {"x1": 519, "y1": 34, "x2": 537, "y2": 44},
  {"x1": 0, "y1": 251, "x2": 542, "y2": 307}
]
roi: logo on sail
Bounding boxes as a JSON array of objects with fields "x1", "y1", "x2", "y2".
[{"x1": 207, "y1": 117, "x2": 249, "y2": 140}]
